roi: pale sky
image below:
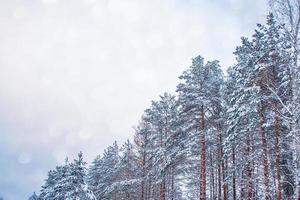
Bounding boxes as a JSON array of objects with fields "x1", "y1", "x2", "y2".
[{"x1": 0, "y1": 0, "x2": 268, "y2": 199}]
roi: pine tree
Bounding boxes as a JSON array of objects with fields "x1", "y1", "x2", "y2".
[
  {"x1": 88, "y1": 142, "x2": 120, "y2": 199},
  {"x1": 132, "y1": 93, "x2": 185, "y2": 200},
  {"x1": 40, "y1": 154, "x2": 95, "y2": 200},
  {"x1": 40, "y1": 166, "x2": 65, "y2": 200},
  {"x1": 113, "y1": 140, "x2": 140, "y2": 199},
  {"x1": 134, "y1": 119, "x2": 152, "y2": 200},
  {"x1": 28, "y1": 192, "x2": 39, "y2": 200},
  {"x1": 176, "y1": 56, "x2": 224, "y2": 200}
]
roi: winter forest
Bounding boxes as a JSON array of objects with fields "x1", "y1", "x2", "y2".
[{"x1": 25, "y1": 1, "x2": 300, "y2": 200}]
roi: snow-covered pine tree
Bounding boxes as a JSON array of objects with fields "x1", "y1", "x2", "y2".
[
  {"x1": 87, "y1": 142, "x2": 120, "y2": 199},
  {"x1": 70, "y1": 152, "x2": 96, "y2": 200},
  {"x1": 224, "y1": 32, "x2": 263, "y2": 199},
  {"x1": 133, "y1": 118, "x2": 153, "y2": 200},
  {"x1": 28, "y1": 192, "x2": 39, "y2": 200},
  {"x1": 40, "y1": 153, "x2": 95, "y2": 200},
  {"x1": 40, "y1": 165, "x2": 66, "y2": 200},
  {"x1": 224, "y1": 66, "x2": 240, "y2": 200},
  {"x1": 111, "y1": 140, "x2": 140, "y2": 199},
  {"x1": 87, "y1": 155, "x2": 103, "y2": 198},
  {"x1": 55, "y1": 153, "x2": 95, "y2": 200},
  {"x1": 140, "y1": 93, "x2": 184, "y2": 200},
  {"x1": 176, "y1": 56, "x2": 224, "y2": 200}
]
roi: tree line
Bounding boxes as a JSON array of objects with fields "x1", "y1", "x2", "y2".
[{"x1": 29, "y1": 1, "x2": 300, "y2": 200}]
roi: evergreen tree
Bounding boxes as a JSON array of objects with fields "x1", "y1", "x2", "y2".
[
  {"x1": 133, "y1": 119, "x2": 152, "y2": 200},
  {"x1": 176, "y1": 56, "x2": 224, "y2": 199},
  {"x1": 40, "y1": 153, "x2": 95, "y2": 200},
  {"x1": 88, "y1": 142, "x2": 120, "y2": 199},
  {"x1": 28, "y1": 192, "x2": 39, "y2": 200},
  {"x1": 114, "y1": 140, "x2": 140, "y2": 199},
  {"x1": 40, "y1": 166, "x2": 65, "y2": 200}
]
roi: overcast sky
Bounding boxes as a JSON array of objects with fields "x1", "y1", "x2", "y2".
[{"x1": 0, "y1": 0, "x2": 268, "y2": 199}]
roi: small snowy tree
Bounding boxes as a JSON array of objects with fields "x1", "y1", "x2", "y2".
[
  {"x1": 40, "y1": 153, "x2": 96, "y2": 200},
  {"x1": 28, "y1": 192, "x2": 39, "y2": 200},
  {"x1": 87, "y1": 142, "x2": 120, "y2": 199}
]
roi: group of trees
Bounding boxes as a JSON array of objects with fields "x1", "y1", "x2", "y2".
[
  {"x1": 36, "y1": 152, "x2": 96, "y2": 200},
  {"x1": 30, "y1": 1, "x2": 300, "y2": 199}
]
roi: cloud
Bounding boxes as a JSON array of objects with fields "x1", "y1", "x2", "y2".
[{"x1": 0, "y1": 0, "x2": 267, "y2": 199}]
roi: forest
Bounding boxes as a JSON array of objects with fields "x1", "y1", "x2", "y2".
[{"x1": 27, "y1": 1, "x2": 300, "y2": 200}]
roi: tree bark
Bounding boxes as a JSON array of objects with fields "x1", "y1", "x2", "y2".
[
  {"x1": 246, "y1": 133, "x2": 254, "y2": 200},
  {"x1": 219, "y1": 130, "x2": 228, "y2": 200},
  {"x1": 232, "y1": 146, "x2": 237, "y2": 200},
  {"x1": 259, "y1": 104, "x2": 271, "y2": 200},
  {"x1": 218, "y1": 162, "x2": 221, "y2": 200},
  {"x1": 141, "y1": 151, "x2": 146, "y2": 200},
  {"x1": 200, "y1": 105, "x2": 207, "y2": 200},
  {"x1": 171, "y1": 166, "x2": 174, "y2": 200},
  {"x1": 274, "y1": 113, "x2": 282, "y2": 200},
  {"x1": 210, "y1": 151, "x2": 215, "y2": 200}
]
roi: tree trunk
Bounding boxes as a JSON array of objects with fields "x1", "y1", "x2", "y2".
[
  {"x1": 210, "y1": 151, "x2": 215, "y2": 200},
  {"x1": 218, "y1": 163, "x2": 221, "y2": 200},
  {"x1": 246, "y1": 133, "x2": 254, "y2": 200},
  {"x1": 141, "y1": 179, "x2": 145, "y2": 200},
  {"x1": 171, "y1": 166, "x2": 174, "y2": 200},
  {"x1": 148, "y1": 180, "x2": 151, "y2": 200},
  {"x1": 141, "y1": 151, "x2": 146, "y2": 200},
  {"x1": 232, "y1": 146, "x2": 237, "y2": 200},
  {"x1": 259, "y1": 104, "x2": 271, "y2": 200},
  {"x1": 160, "y1": 176, "x2": 166, "y2": 200},
  {"x1": 200, "y1": 105, "x2": 207, "y2": 200},
  {"x1": 275, "y1": 113, "x2": 282, "y2": 200},
  {"x1": 162, "y1": 179, "x2": 166, "y2": 200},
  {"x1": 219, "y1": 130, "x2": 228, "y2": 200}
]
